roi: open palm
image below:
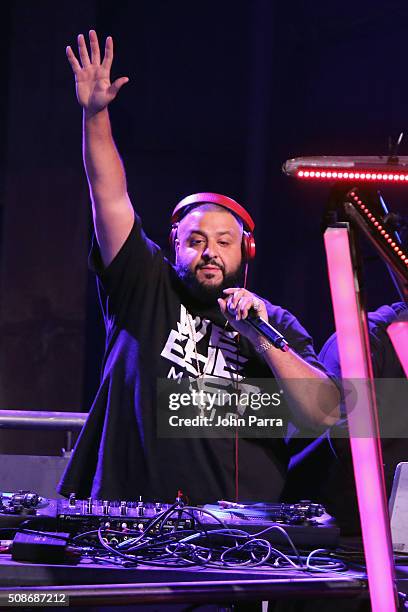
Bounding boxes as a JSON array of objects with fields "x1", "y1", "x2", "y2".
[{"x1": 66, "y1": 30, "x2": 128, "y2": 116}]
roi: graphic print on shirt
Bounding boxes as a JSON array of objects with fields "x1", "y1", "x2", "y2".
[
  {"x1": 160, "y1": 305, "x2": 266, "y2": 421},
  {"x1": 160, "y1": 304, "x2": 247, "y2": 380}
]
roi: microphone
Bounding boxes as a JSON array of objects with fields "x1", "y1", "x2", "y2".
[
  {"x1": 245, "y1": 310, "x2": 290, "y2": 352},
  {"x1": 225, "y1": 302, "x2": 290, "y2": 352}
]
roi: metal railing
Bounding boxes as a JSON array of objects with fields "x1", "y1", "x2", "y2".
[{"x1": 0, "y1": 410, "x2": 87, "y2": 431}]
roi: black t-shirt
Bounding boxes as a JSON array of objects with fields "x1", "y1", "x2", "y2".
[
  {"x1": 320, "y1": 302, "x2": 407, "y2": 379},
  {"x1": 58, "y1": 215, "x2": 330, "y2": 504}
]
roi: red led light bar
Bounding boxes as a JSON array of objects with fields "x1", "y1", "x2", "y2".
[
  {"x1": 283, "y1": 156, "x2": 408, "y2": 183},
  {"x1": 298, "y1": 170, "x2": 408, "y2": 182},
  {"x1": 347, "y1": 191, "x2": 408, "y2": 267}
]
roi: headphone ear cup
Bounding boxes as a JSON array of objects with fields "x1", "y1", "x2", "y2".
[{"x1": 242, "y1": 232, "x2": 256, "y2": 261}]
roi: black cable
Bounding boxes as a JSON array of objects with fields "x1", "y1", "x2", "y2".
[{"x1": 0, "y1": 503, "x2": 350, "y2": 574}]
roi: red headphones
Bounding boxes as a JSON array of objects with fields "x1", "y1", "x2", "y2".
[{"x1": 169, "y1": 192, "x2": 256, "y2": 261}]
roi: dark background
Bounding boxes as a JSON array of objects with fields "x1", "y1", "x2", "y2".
[{"x1": 1, "y1": 0, "x2": 407, "y2": 454}]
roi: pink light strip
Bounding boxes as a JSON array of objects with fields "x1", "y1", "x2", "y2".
[
  {"x1": 297, "y1": 169, "x2": 408, "y2": 182},
  {"x1": 324, "y1": 226, "x2": 397, "y2": 612},
  {"x1": 387, "y1": 322, "x2": 408, "y2": 377}
]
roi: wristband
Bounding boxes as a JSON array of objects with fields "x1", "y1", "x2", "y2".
[{"x1": 254, "y1": 341, "x2": 274, "y2": 354}]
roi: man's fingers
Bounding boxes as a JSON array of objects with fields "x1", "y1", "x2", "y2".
[
  {"x1": 108, "y1": 77, "x2": 129, "y2": 98},
  {"x1": 102, "y1": 36, "x2": 114, "y2": 70},
  {"x1": 232, "y1": 290, "x2": 246, "y2": 310},
  {"x1": 220, "y1": 292, "x2": 267, "y2": 337},
  {"x1": 227, "y1": 295, "x2": 243, "y2": 319},
  {"x1": 235, "y1": 296, "x2": 252, "y2": 320},
  {"x1": 77, "y1": 33, "x2": 91, "y2": 68},
  {"x1": 66, "y1": 46, "x2": 81, "y2": 73},
  {"x1": 89, "y1": 29, "x2": 101, "y2": 65},
  {"x1": 223, "y1": 288, "x2": 246, "y2": 310},
  {"x1": 225, "y1": 291, "x2": 241, "y2": 314},
  {"x1": 217, "y1": 298, "x2": 227, "y2": 314},
  {"x1": 233, "y1": 297, "x2": 243, "y2": 320},
  {"x1": 224, "y1": 289, "x2": 265, "y2": 321},
  {"x1": 238, "y1": 297, "x2": 252, "y2": 320}
]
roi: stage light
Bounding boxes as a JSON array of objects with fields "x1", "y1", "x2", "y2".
[
  {"x1": 387, "y1": 322, "x2": 408, "y2": 377},
  {"x1": 283, "y1": 156, "x2": 408, "y2": 185},
  {"x1": 324, "y1": 225, "x2": 398, "y2": 612},
  {"x1": 347, "y1": 192, "x2": 408, "y2": 266},
  {"x1": 296, "y1": 169, "x2": 408, "y2": 182}
]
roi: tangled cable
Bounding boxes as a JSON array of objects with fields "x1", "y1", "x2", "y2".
[{"x1": 69, "y1": 504, "x2": 347, "y2": 573}]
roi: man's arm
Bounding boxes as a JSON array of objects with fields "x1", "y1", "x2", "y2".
[
  {"x1": 218, "y1": 288, "x2": 340, "y2": 429},
  {"x1": 256, "y1": 343, "x2": 340, "y2": 429},
  {"x1": 67, "y1": 31, "x2": 134, "y2": 267}
]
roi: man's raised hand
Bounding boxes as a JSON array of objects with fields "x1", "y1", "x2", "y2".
[{"x1": 66, "y1": 30, "x2": 129, "y2": 117}]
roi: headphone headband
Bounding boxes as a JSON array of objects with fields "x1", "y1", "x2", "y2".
[
  {"x1": 171, "y1": 192, "x2": 255, "y2": 232},
  {"x1": 169, "y1": 192, "x2": 256, "y2": 262}
]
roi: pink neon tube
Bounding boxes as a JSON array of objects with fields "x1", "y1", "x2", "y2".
[
  {"x1": 387, "y1": 321, "x2": 408, "y2": 377},
  {"x1": 324, "y1": 226, "x2": 397, "y2": 612}
]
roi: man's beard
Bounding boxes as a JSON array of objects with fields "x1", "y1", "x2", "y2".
[{"x1": 175, "y1": 260, "x2": 245, "y2": 306}]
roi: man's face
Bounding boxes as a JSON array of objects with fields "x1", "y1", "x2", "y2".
[{"x1": 175, "y1": 209, "x2": 244, "y2": 303}]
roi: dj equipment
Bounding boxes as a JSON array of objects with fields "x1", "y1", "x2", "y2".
[
  {"x1": 0, "y1": 454, "x2": 71, "y2": 500},
  {"x1": 11, "y1": 531, "x2": 78, "y2": 564},
  {"x1": 0, "y1": 491, "x2": 339, "y2": 548},
  {"x1": 169, "y1": 192, "x2": 256, "y2": 262}
]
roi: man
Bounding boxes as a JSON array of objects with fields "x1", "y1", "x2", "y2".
[
  {"x1": 283, "y1": 301, "x2": 408, "y2": 534},
  {"x1": 58, "y1": 31, "x2": 339, "y2": 503},
  {"x1": 319, "y1": 301, "x2": 408, "y2": 534}
]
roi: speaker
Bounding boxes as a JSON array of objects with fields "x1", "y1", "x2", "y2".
[{"x1": 0, "y1": 454, "x2": 70, "y2": 499}]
